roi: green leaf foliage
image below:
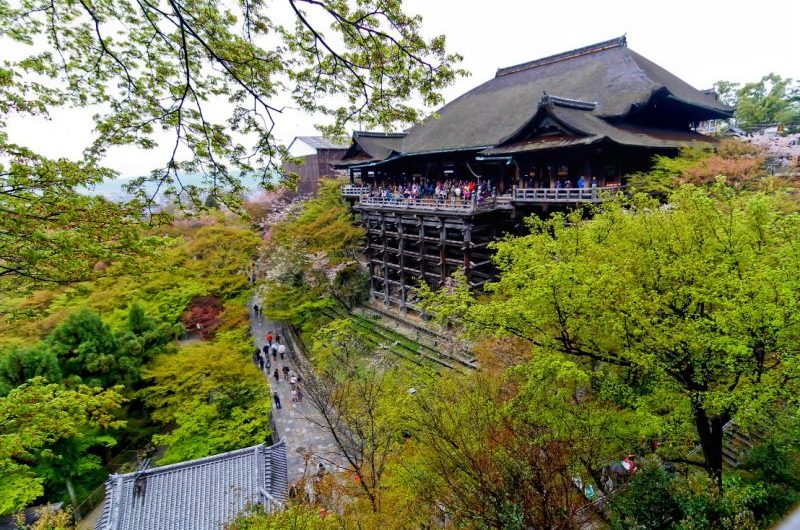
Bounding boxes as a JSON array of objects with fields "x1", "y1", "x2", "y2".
[
  {"x1": 46, "y1": 309, "x2": 135, "y2": 388},
  {"x1": 228, "y1": 503, "x2": 338, "y2": 530},
  {"x1": 0, "y1": 141, "x2": 164, "y2": 293},
  {"x1": 0, "y1": 0, "x2": 464, "y2": 293},
  {"x1": 0, "y1": 345, "x2": 61, "y2": 396},
  {"x1": 715, "y1": 74, "x2": 800, "y2": 131},
  {"x1": 140, "y1": 340, "x2": 272, "y2": 465},
  {"x1": 422, "y1": 185, "x2": 800, "y2": 492},
  {"x1": 0, "y1": 216, "x2": 260, "y2": 512},
  {"x1": 0, "y1": 378, "x2": 125, "y2": 514},
  {"x1": 260, "y1": 179, "x2": 367, "y2": 325}
]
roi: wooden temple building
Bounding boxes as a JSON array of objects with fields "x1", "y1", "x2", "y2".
[
  {"x1": 334, "y1": 36, "x2": 733, "y2": 311},
  {"x1": 282, "y1": 136, "x2": 349, "y2": 194}
]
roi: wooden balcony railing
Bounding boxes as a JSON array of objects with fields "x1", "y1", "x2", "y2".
[
  {"x1": 513, "y1": 186, "x2": 621, "y2": 203},
  {"x1": 341, "y1": 185, "x2": 371, "y2": 197},
  {"x1": 343, "y1": 186, "x2": 622, "y2": 212},
  {"x1": 355, "y1": 195, "x2": 507, "y2": 213}
]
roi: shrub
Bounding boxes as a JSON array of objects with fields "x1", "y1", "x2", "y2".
[{"x1": 181, "y1": 296, "x2": 224, "y2": 339}]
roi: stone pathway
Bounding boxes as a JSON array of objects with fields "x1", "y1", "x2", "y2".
[{"x1": 249, "y1": 304, "x2": 344, "y2": 484}]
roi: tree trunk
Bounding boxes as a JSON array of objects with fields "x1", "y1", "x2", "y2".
[
  {"x1": 691, "y1": 400, "x2": 727, "y2": 494},
  {"x1": 66, "y1": 476, "x2": 80, "y2": 521}
]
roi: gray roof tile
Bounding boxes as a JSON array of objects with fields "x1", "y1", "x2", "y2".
[
  {"x1": 95, "y1": 441, "x2": 287, "y2": 530},
  {"x1": 291, "y1": 136, "x2": 348, "y2": 150}
]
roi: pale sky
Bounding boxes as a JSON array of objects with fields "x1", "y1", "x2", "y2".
[{"x1": 6, "y1": 0, "x2": 799, "y2": 177}]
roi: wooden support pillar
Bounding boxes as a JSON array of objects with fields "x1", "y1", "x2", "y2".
[
  {"x1": 417, "y1": 216, "x2": 426, "y2": 281},
  {"x1": 463, "y1": 221, "x2": 472, "y2": 286},
  {"x1": 439, "y1": 217, "x2": 447, "y2": 285},
  {"x1": 365, "y1": 216, "x2": 376, "y2": 301},
  {"x1": 397, "y1": 218, "x2": 406, "y2": 312},
  {"x1": 381, "y1": 213, "x2": 389, "y2": 305},
  {"x1": 489, "y1": 222, "x2": 498, "y2": 279}
]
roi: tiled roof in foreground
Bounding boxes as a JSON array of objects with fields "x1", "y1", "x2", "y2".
[{"x1": 95, "y1": 441, "x2": 288, "y2": 530}]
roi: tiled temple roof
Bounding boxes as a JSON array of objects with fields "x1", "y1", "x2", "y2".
[{"x1": 95, "y1": 441, "x2": 288, "y2": 530}]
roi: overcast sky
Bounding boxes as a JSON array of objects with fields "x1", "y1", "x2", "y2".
[{"x1": 6, "y1": 0, "x2": 799, "y2": 177}]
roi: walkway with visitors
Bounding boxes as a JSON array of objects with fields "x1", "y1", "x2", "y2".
[{"x1": 249, "y1": 301, "x2": 344, "y2": 484}]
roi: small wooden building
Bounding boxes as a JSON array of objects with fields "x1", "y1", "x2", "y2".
[{"x1": 282, "y1": 136, "x2": 348, "y2": 194}]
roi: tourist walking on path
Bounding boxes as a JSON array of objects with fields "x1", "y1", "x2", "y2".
[
  {"x1": 273, "y1": 391, "x2": 282, "y2": 409},
  {"x1": 278, "y1": 342, "x2": 286, "y2": 360},
  {"x1": 250, "y1": 296, "x2": 344, "y2": 482}
]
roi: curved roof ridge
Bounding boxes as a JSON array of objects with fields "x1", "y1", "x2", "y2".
[
  {"x1": 541, "y1": 93, "x2": 597, "y2": 111},
  {"x1": 496, "y1": 36, "x2": 626, "y2": 77},
  {"x1": 625, "y1": 49, "x2": 734, "y2": 116},
  {"x1": 354, "y1": 130, "x2": 408, "y2": 139},
  {"x1": 111, "y1": 442, "x2": 277, "y2": 480}
]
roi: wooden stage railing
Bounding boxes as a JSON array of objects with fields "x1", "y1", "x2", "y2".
[
  {"x1": 341, "y1": 185, "x2": 372, "y2": 197},
  {"x1": 342, "y1": 186, "x2": 622, "y2": 212},
  {"x1": 354, "y1": 195, "x2": 506, "y2": 213},
  {"x1": 513, "y1": 186, "x2": 620, "y2": 203}
]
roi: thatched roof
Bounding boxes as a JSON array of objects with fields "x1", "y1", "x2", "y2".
[
  {"x1": 336, "y1": 131, "x2": 407, "y2": 167},
  {"x1": 483, "y1": 95, "x2": 715, "y2": 155},
  {"x1": 340, "y1": 36, "x2": 731, "y2": 166}
]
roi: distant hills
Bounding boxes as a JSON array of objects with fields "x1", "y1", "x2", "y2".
[{"x1": 82, "y1": 171, "x2": 275, "y2": 202}]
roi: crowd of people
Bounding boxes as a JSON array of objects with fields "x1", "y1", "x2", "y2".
[
  {"x1": 366, "y1": 179, "x2": 498, "y2": 205},
  {"x1": 357, "y1": 175, "x2": 604, "y2": 205},
  {"x1": 252, "y1": 330, "x2": 304, "y2": 409},
  {"x1": 554, "y1": 175, "x2": 600, "y2": 189}
]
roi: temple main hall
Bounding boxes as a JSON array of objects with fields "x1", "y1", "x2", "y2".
[{"x1": 335, "y1": 36, "x2": 733, "y2": 311}]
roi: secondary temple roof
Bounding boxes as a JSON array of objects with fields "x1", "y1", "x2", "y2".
[
  {"x1": 338, "y1": 130, "x2": 408, "y2": 166},
  {"x1": 94, "y1": 442, "x2": 288, "y2": 530},
  {"x1": 338, "y1": 36, "x2": 732, "y2": 166},
  {"x1": 483, "y1": 95, "x2": 715, "y2": 155}
]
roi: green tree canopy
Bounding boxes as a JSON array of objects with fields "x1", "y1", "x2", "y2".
[
  {"x1": 715, "y1": 74, "x2": 800, "y2": 130},
  {"x1": 115, "y1": 303, "x2": 180, "y2": 364},
  {"x1": 421, "y1": 185, "x2": 800, "y2": 493},
  {"x1": 46, "y1": 308, "x2": 139, "y2": 388},
  {"x1": 0, "y1": 377, "x2": 124, "y2": 514},
  {"x1": 140, "y1": 340, "x2": 271, "y2": 464},
  {"x1": 261, "y1": 179, "x2": 367, "y2": 322},
  {"x1": 228, "y1": 504, "x2": 339, "y2": 530},
  {"x1": 402, "y1": 371, "x2": 593, "y2": 529},
  {"x1": 0, "y1": 0, "x2": 464, "y2": 292},
  {"x1": 0, "y1": 344, "x2": 61, "y2": 395}
]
